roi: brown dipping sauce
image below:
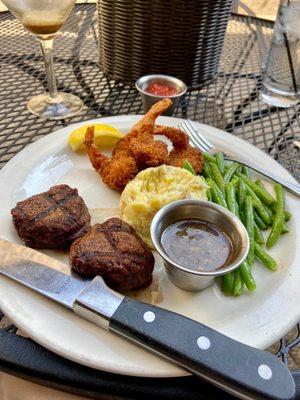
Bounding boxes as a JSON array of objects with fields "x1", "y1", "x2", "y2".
[{"x1": 161, "y1": 219, "x2": 232, "y2": 272}]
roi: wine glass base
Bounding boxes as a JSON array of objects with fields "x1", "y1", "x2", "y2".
[{"x1": 27, "y1": 92, "x2": 83, "y2": 120}]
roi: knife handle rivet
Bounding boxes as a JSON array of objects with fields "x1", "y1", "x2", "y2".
[
  {"x1": 143, "y1": 311, "x2": 155, "y2": 323},
  {"x1": 197, "y1": 336, "x2": 211, "y2": 350},
  {"x1": 258, "y1": 364, "x2": 272, "y2": 380}
]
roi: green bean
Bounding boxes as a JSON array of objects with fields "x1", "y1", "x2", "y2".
[
  {"x1": 282, "y1": 223, "x2": 289, "y2": 234},
  {"x1": 221, "y1": 273, "x2": 234, "y2": 295},
  {"x1": 207, "y1": 179, "x2": 227, "y2": 208},
  {"x1": 232, "y1": 270, "x2": 243, "y2": 296},
  {"x1": 206, "y1": 188, "x2": 212, "y2": 202},
  {"x1": 210, "y1": 162, "x2": 224, "y2": 192},
  {"x1": 225, "y1": 182, "x2": 238, "y2": 216},
  {"x1": 252, "y1": 198, "x2": 273, "y2": 225},
  {"x1": 255, "y1": 179, "x2": 266, "y2": 188},
  {"x1": 244, "y1": 196, "x2": 255, "y2": 264},
  {"x1": 254, "y1": 221, "x2": 265, "y2": 244},
  {"x1": 223, "y1": 166, "x2": 229, "y2": 175},
  {"x1": 239, "y1": 261, "x2": 256, "y2": 291},
  {"x1": 257, "y1": 181, "x2": 287, "y2": 224},
  {"x1": 255, "y1": 179, "x2": 269, "y2": 192},
  {"x1": 183, "y1": 159, "x2": 196, "y2": 176},
  {"x1": 224, "y1": 162, "x2": 240, "y2": 184},
  {"x1": 253, "y1": 210, "x2": 268, "y2": 230},
  {"x1": 266, "y1": 184, "x2": 285, "y2": 248},
  {"x1": 204, "y1": 152, "x2": 217, "y2": 164},
  {"x1": 255, "y1": 183, "x2": 276, "y2": 227},
  {"x1": 237, "y1": 178, "x2": 247, "y2": 210},
  {"x1": 241, "y1": 165, "x2": 250, "y2": 178},
  {"x1": 233, "y1": 183, "x2": 242, "y2": 220},
  {"x1": 216, "y1": 152, "x2": 225, "y2": 175},
  {"x1": 255, "y1": 243, "x2": 277, "y2": 271},
  {"x1": 237, "y1": 173, "x2": 275, "y2": 206},
  {"x1": 230, "y1": 176, "x2": 239, "y2": 188},
  {"x1": 264, "y1": 203, "x2": 274, "y2": 220},
  {"x1": 244, "y1": 183, "x2": 272, "y2": 225},
  {"x1": 255, "y1": 180, "x2": 276, "y2": 218},
  {"x1": 203, "y1": 162, "x2": 212, "y2": 180},
  {"x1": 270, "y1": 206, "x2": 290, "y2": 223},
  {"x1": 241, "y1": 280, "x2": 245, "y2": 292},
  {"x1": 239, "y1": 208, "x2": 245, "y2": 224}
]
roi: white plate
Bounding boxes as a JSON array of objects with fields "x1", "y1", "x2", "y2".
[{"x1": 0, "y1": 116, "x2": 299, "y2": 378}]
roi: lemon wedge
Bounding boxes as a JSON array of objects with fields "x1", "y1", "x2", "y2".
[{"x1": 68, "y1": 124, "x2": 123, "y2": 151}]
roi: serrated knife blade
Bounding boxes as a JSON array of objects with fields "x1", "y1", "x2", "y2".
[{"x1": 0, "y1": 243, "x2": 295, "y2": 400}]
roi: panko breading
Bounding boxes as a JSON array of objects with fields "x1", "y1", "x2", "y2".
[
  {"x1": 84, "y1": 99, "x2": 204, "y2": 191},
  {"x1": 168, "y1": 146, "x2": 205, "y2": 172}
]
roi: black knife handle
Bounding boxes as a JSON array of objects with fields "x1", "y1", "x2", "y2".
[
  {"x1": 0, "y1": 329, "x2": 276, "y2": 400},
  {"x1": 110, "y1": 297, "x2": 295, "y2": 400}
]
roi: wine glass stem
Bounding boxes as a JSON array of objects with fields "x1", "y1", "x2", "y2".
[{"x1": 39, "y1": 39, "x2": 59, "y2": 101}]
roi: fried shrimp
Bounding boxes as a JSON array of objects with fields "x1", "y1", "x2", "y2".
[
  {"x1": 85, "y1": 100, "x2": 171, "y2": 190},
  {"x1": 131, "y1": 98, "x2": 172, "y2": 136},
  {"x1": 153, "y1": 125, "x2": 189, "y2": 149},
  {"x1": 129, "y1": 100, "x2": 171, "y2": 167},
  {"x1": 85, "y1": 127, "x2": 138, "y2": 191},
  {"x1": 85, "y1": 99, "x2": 204, "y2": 191},
  {"x1": 153, "y1": 125, "x2": 204, "y2": 173},
  {"x1": 168, "y1": 146, "x2": 205, "y2": 173},
  {"x1": 130, "y1": 137, "x2": 168, "y2": 167}
]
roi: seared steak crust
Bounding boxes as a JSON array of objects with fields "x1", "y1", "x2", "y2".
[
  {"x1": 11, "y1": 184, "x2": 91, "y2": 249},
  {"x1": 70, "y1": 218, "x2": 154, "y2": 291}
]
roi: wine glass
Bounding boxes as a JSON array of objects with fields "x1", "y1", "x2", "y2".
[{"x1": 2, "y1": 0, "x2": 83, "y2": 120}]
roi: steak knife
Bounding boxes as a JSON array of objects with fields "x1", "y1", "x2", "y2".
[{"x1": 0, "y1": 253, "x2": 295, "y2": 400}]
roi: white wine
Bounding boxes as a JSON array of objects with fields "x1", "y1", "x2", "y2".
[
  {"x1": 2, "y1": 0, "x2": 75, "y2": 38},
  {"x1": 22, "y1": 13, "x2": 64, "y2": 36},
  {"x1": 1, "y1": 0, "x2": 83, "y2": 119}
]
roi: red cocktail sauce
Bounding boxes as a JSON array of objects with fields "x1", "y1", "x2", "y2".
[{"x1": 145, "y1": 82, "x2": 179, "y2": 97}]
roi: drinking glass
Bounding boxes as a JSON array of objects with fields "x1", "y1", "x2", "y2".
[
  {"x1": 261, "y1": 0, "x2": 300, "y2": 108},
  {"x1": 2, "y1": 0, "x2": 83, "y2": 119}
]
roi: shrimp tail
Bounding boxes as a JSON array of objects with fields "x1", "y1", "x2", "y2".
[{"x1": 84, "y1": 126, "x2": 110, "y2": 172}]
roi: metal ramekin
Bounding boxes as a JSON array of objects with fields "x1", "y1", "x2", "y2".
[
  {"x1": 150, "y1": 199, "x2": 249, "y2": 291},
  {"x1": 135, "y1": 74, "x2": 187, "y2": 115}
]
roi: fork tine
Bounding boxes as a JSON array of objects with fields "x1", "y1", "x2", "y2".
[
  {"x1": 183, "y1": 121, "x2": 211, "y2": 152},
  {"x1": 180, "y1": 121, "x2": 209, "y2": 152},
  {"x1": 180, "y1": 121, "x2": 201, "y2": 150},
  {"x1": 180, "y1": 122, "x2": 202, "y2": 150},
  {"x1": 186, "y1": 120, "x2": 214, "y2": 151},
  {"x1": 180, "y1": 121, "x2": 211, "y2": 152}
]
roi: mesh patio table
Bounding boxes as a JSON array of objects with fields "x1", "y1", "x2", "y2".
[{"x1": 0, "y1": 4, "x2": 300, "y2": 399}]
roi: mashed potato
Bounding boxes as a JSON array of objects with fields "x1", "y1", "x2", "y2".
[{"x1": 120, "y1": 165, "x2": 207, "y2": 248}]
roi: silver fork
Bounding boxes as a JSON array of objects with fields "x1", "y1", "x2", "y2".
[{"x1": 180, "y1": 120, "x2": 300, "y2": 198}]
